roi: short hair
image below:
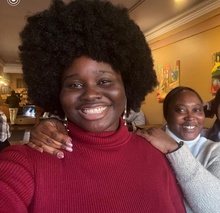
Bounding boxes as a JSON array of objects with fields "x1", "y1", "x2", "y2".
[
  {"x1": 163, "y1": 86, "x2": 203, "y2": 120},
  {"x1": 19, "y1": 0, "x2": 157, "y2": 117}
]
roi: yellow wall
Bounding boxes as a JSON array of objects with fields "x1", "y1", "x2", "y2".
[{"x1": 141, "y1": 10, "x2": 220, "y2": 128}]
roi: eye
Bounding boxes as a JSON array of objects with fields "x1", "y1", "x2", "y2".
[
  {"x1": 193, "y1": 107, "x2": 202, "y2": 113},
  {"x1": 98, "y1": 79, "x2": 112, "y2": 86},
  {"x1": 67, "y1": 82, "x2": 84, "y2": 89},
  {"x1": 175, "y1": 107, "x2": 186, "y2": 114}
]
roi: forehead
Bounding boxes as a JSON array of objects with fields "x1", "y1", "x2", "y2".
[
  {"x1": 64, "y1": 56, "x2": 117, "y2": 75},
  {"x1": 170, "y1": 90, "x2": 202, "y2": 105}
]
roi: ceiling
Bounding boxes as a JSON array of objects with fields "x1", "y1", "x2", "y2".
[{"x1": 0, "y1": 0, "x2": 218, "y2": 65}]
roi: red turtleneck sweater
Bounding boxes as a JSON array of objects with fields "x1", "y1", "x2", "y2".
[{"x1": 0, "y1": 119, "x2": 186, "y2": 213}]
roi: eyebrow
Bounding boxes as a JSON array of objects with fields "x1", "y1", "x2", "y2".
[
  {"x1": 175, "y1": 103, "x2": 203, "y2": 107},
  {"x1": 62, "y1": 69, "x2": 114, "y2": 82},
  {"x1": 62, "y1": 74, "x2": 76, "y2": 83},
  {"x1": 95, "y1": 69, "x2": 115, "y2": 74}
]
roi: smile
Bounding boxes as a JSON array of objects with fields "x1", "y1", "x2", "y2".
[
  {"x1": 183, "y1": 125, "x2": 196, "y2": 130},
  {"x1": 82, "y1": 106, "x2": 107, "y2": 114}
]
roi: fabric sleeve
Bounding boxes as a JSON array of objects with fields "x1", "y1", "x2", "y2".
[
  {"x1": 0, "y1": 146, "x2": 35, "y2": 213},
  {"x1": 132, "y1": 111, "x2": 146, "y2": 126},
  {"x1": 166, "y1": 143, "x2": 220, "y2": 213}
]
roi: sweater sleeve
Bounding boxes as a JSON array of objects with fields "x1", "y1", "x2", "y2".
[
  {"x1": 0, "y1": 146, "x2": 35, "y2": 213},
  {"x1": 166, "y1": 143, "x2": 220, "y2": 213}
]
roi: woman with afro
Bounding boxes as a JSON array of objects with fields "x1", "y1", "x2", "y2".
[{"x1": 0, "y1": 0, "x2": 186, "y2": 212}]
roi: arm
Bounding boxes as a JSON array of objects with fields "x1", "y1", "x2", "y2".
[
  {"x1": 28, "y1": 118, "x2": 73, "y2": 158},
  {"x1": 135, "y1": 127, "x2": 179, "y2": 154},
  {"x1": 0, "y1": 146, "x2": 35, "y2": 212},
  {"x1": 136, "y1": 128, "x2": 220, "y2": 213},
  {"x1": 166, "y1": 143, "x2": 220, "y2": 213}
]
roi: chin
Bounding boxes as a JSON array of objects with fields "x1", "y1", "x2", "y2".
[
  {"x1": 81, "y1": 124, "x2": 111, "y2": 132},
  {"x1": 182, "y1": 135, "x2": 198, "y2": 141}
]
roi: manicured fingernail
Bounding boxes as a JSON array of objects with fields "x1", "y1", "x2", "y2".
[
  {"x1": 66, "y1": 141, "x2": 73, "y2": 147},
  {"x1": 57, "y1": 152, "x2": 64, "y2": 159},
  {"x1": 66, "y1": 146, "x2": 73, "y2": 152}
]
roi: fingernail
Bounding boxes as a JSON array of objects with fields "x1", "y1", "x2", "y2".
[
  {"x1": 66, "y1": 141, "x2": 73, "y2": 147},
  {"x1": 57, "y1": 152, "x2": 64, "y2": 159},
  {"x1": 66, "y1": 146, "x2": 73, "y2": 152}
]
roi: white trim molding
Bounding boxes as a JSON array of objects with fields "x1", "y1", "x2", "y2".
[{"x1": 145, "y1": 0, "x2": 220, "y2": 41}]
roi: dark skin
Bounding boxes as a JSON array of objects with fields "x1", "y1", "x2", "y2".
[
  {"x1": 28, "y1": 118, "x2": 72, "y2": 159},
  {"x1": 61, "y1": 56, "x2": 126, "y2": 133},
  {"x1": 136, "y1": 89, "x2": 205, "y2": 153},
  {"x1": 166, "y1": 90, "x2": 205, "y2": 141},
  {"x1": 28, "y1": 117, "x2": 179, "y2": 158},
  {"x1": 29, "y1": 89, "x2": 205, "y2": 157},
  {"x1": 29, "y1": 55, "x2": 127, "y2": 158}
]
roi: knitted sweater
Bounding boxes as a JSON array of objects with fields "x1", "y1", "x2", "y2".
[
  {"x1": 0, "y1": 120, "x2": 186, "y2": 213},
  {"x1": 166, "y1": 129, "x2": 220, "y2": 213}
]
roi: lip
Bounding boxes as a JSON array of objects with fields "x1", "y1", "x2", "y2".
[
  {"x1": 78, "y1": 105, "x2": 108, "y2": 120},
  {"x1": 82, "y1": 106, "x2": 107, "y2": 114},
  {"x1": 182, "y1": 123, "x2": 197, "y2": 130}
]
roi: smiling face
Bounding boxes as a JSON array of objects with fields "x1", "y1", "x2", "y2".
[
  {"x1": 60, "y1": 55, "x2": 126, "y2": 132},
  {"x1": 166, "y1": 90, "x2": 205, "y2": 140}
]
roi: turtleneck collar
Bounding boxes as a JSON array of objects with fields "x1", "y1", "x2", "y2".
[
  {"x1": 165, "y1": 126, "x2": 208, "y2": 157},
  {"x1": 67, "y1": 117, "x2": 132, "y2": 148}
]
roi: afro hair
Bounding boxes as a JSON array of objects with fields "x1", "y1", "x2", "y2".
[{"x1": 19, "y1": 0, "x2": 157, "y2": 117}]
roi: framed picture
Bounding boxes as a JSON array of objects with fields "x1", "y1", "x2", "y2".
[
  {"x1": 156, "y1": 60, "x2": 180, "y2": 102},
  {"x1": 211, "y1": 52, "x2": 220, "y2": 94}
]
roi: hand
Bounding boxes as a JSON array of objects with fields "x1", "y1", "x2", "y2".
[
  {"x1": 28, "y1": 118, "x2": 73, "y2": 159},
  {"x1": 135, "y1": 127, "x2": 178, "y2": 154}
]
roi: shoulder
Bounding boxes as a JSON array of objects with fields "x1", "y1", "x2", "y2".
[
  {"x1": 0, "y1": 145, "x2": 35, "y2": 179},
  {"x1": 202, "y1": 139, "x2": 220, "y2": 158},
  {"x1": 0, "y1": 145, "x2": 58, "y2": 169},
  {"x1": 131, "y1": 133, "x2": 167, "y2": 159},
  {"x1": 0, "y1": 145, "x2": 31, "y2": 158},
  {"x1": 130, "y1": 134, "x2": 174, "y2": 176},
  {"x1": 197, "y1": 139, "x2": 220, "y2": 166},
  {"x1": 0, "y1": 145, "x2": 42, "y2": 163},
  {"x1": 201, "y1": 139, "x2": 220, "y2": 151}
]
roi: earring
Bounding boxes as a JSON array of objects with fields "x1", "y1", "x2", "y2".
[
  {"x1": 64, "y1": 116, "x2": 69, "y2": 132},
  {"x1": 122, "y1": 102, "x2": 127, "y2": 126}
]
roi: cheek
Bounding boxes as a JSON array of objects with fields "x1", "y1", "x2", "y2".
[
  {"x1": 198, "y1": 115, "x2": 205, "y2": 124},
  {"x1": 167, "y1": 114, "x2": 181, "y2": 125},
  {"x1": 115, "y1": 88, "x2": 126, "y2": 111},
  {"x1": 167, "y1": 115, "x2": 183, "y2": 133},
  {"x1": 60, "y1": 90, "x2": 76, "y2": 110},
  {"x1": 108, "y1": 84, "x2": 126, "y2": 101}
]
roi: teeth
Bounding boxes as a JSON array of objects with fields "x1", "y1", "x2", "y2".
[
  {"x1": 82, "y1": 107, "x2": 107, "y2": 114},
  {"x1": 183, "y1": 125, "x2": 195, "y2": 130}
]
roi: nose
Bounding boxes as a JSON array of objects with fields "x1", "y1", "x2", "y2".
[
  {"x1": 184, "y1": 111, "x2": 195, "y2": 121},
  {"x1": 80, "y1": 85, "x2": 102, "y2": 101}
]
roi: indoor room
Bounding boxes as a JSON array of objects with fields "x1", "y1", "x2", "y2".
[
  {"x1": 0, "y1": 0, "x2": 220, "y2": 212},
  {"x1": 1, "y1": 0, "x2": 219, "y2": 143}
]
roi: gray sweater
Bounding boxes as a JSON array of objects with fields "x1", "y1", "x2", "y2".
[{"x1": 166, "y1": 141, "x2": 220, "y2": 213}]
